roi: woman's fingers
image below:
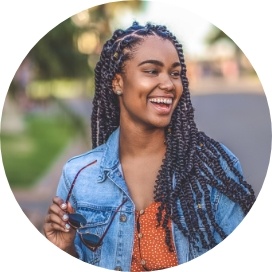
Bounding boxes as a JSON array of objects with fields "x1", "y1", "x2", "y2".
[
  {"x1": 44, "y1": 212, "x2": 70, "y2": 232},
  {"x1": 44, "y1": 196, "x2": 74, "y2": 236},
  {"x1": 52, "y1": 196, "x2": 67, "y2": 209},
  {"x1": 43, "y1": 196, "x2": 77, "y2": 254},
  {"x1": 50, "y1": 196, "x2": 74, "y2": 216},
  {"x1": 48, "y1": 202, "x2": 68, "y2": 221}
]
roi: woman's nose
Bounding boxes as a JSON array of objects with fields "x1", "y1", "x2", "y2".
[{"x1": 158, "y1": 74, "x2": 175, "y2": 91}]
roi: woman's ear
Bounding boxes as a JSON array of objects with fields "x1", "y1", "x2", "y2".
[{"x1": 112, "y1": 74, "x2": 123, "y2": 95}]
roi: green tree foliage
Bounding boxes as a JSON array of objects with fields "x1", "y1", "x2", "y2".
[
  {"x1": 8, "y1": 1, "x2": 146, "y2": 99},
  {"x1": 25, "y1": 1, "x2": 145, "y2": 81},
  {"x1": 28, "y1": 18, "x2": 91, "y2": 79}
]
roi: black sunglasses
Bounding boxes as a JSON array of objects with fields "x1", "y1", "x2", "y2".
[{"x1": 65, "y1": 160, "x2": 128, "y2": 251}]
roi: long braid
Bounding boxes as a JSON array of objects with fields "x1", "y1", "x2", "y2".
[{"x1": 91, "y1": 21, "x2": 256, "y2": 252}]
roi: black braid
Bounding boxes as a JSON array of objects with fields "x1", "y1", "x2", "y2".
[{"x1": 91, "y1": 21, "x2": 256, "y2": 253}]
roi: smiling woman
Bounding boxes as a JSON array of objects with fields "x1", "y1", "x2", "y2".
[{"x1": 43, "y1": 22, "x2": 256, "y2": 271}]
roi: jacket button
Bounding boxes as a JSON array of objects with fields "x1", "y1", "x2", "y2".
[
  {"x1": 120, "y1": 214, "x2": 127, "y2": 222},
  {"x1": 114, "y1": 266, "x2": 122, "y2": 271}
]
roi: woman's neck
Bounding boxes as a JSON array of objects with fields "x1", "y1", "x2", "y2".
[
  {"x1": 119, "y1": 123, "x2": 166, "y2": 158},
  {"x1": 118, "y1": 123, "x2": 167, "y2": 210}
]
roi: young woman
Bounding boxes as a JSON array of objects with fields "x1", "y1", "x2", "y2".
[{"x1": 43, "y1": 22, "x2": 256, "y2": 271}]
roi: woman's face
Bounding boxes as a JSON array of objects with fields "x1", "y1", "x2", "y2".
[{"x1": 113, "y1": 35, "x2": 183, "y2": 130}]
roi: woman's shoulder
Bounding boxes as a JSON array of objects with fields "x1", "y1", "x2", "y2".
[
  {"x1": 62, "y1": 129, "x2": 120, "y2": 180},
  {"x1": 218, "y1": 142, "x2": 239, "y2": 163},
  {"x1": 62, "y1": 143, "x2": 106, "y2": 175},
  {"x1": 199, "y1": 139, "x2": 240, "y2": 174},
  {"x1": 197, "y1": 132, "x2": 240, "y2": 168}
]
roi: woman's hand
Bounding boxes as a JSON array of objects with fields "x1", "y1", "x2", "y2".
[{"x1": 43, "y1": 196, "x2": 77, "y2": 257}]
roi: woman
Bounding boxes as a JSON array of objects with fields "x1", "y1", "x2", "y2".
[{"x1": 43, "y1": 22, "x2": 256, "y2": 271}]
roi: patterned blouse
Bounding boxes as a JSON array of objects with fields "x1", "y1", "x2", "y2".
[{"x1": 131, "y1": 202, "x2": 178, "y2": 271}]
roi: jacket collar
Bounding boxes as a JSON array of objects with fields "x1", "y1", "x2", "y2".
[{"x1": 99, "y1": 127, "x2": 120, "y2": 180}]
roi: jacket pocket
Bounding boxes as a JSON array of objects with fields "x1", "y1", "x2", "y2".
[{"x1": 75, "y1": 204, "x2": 114, "y2": 265}]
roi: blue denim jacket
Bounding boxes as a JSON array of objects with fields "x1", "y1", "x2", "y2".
[{"x1": 56, "y1": 128, "x2": 245, "y2": 271}]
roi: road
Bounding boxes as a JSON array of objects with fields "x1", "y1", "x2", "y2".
[{"x1": 192, "y1": 92, "x2": 271, "y2": 196}]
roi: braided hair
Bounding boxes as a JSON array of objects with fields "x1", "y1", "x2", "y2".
[{"x1": 91, "y1": 21, "x2": 256, "y2": 252}]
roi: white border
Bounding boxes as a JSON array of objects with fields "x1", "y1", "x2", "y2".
[{"x1": 0, "y1": 1, "x2": 271, "y2": 271}]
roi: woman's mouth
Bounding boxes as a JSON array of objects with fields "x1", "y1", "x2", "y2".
[
  {"x1": 148, "y1": 97, "x2": 173, "y2": 114},
  {"x1": 149, "y1": 98, "x2": 173, "y2": 105}
]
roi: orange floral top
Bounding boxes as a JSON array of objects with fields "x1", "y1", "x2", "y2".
[{"x1": 131, "y1": 202, "x2": 178, "y2": 271}]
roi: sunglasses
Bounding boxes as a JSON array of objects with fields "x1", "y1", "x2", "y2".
[{"x1": 65, "y1": 160, "x2": 128, "y2": 251}]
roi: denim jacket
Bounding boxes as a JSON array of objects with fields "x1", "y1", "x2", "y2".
[{"x1": 56, "y1": 128, "x2": 245, "y2": 271}]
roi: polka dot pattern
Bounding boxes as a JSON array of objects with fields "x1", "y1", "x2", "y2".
[{"x1": 131, "y1": 202, "x2": 178, "y2": 271}]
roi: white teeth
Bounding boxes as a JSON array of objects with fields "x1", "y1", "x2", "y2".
[{"x1": 149, "y1": 98, "x2": 173, "y2": 104}]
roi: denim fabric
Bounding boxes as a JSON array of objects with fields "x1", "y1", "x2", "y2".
[{"x1": 56, "y1": 128, "x2": 245, "y2": 271}]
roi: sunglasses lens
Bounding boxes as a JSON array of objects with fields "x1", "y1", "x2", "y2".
[
  {"x1": 68, "y1": 213, "x2": 87, "y2": 228},
  {"x1": 82, "y1": 233, "x2": 101, "y2": 249}
]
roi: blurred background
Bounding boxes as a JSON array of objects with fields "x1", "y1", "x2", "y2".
[{"x1": 0, "y1": 0, "x2": 271, "y2": 233}]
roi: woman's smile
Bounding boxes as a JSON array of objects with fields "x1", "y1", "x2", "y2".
[{"x1": 148, "y1": 96, "x2": 173, "y2": 115}]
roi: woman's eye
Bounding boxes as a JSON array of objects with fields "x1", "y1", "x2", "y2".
[
  {"x1": 171, "y1": 71, "x2": 181, "y2": 78},
  {"x1": 145, "y1": 69, "x2": 158, "y2": 75}
]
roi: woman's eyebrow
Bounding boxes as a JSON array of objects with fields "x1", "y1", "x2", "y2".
[
  {"x1": 138, "y1": 59, "x2": 163, "y2": 67},
  {"x1": 172, "y1": 62, "x2": 181, "y2": 68},
  {"x1": 138, "y1": 59, "x2": 181, "y2": 68}
]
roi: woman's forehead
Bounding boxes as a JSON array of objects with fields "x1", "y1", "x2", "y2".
[
  {"x1": 135, "y1": 35, "x2": 172, "y2": 48},
  {"x1": 130, "y1": 35, "x2": 179, "y2": 61}
]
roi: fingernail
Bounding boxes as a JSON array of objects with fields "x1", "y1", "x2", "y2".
[
  {"x1": 62, "y1": 214, "x2": 69, "y2": 220},
  {"x1": 65, "y1": 223, "x2": 70, "y2": 230},
  {"x1": 61, "y1": 203, "x2": 67, "y2": 209}
]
